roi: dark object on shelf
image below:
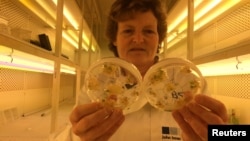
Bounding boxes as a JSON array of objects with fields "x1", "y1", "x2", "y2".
[
  {"x1": 30, "y1": 40, "x2": 41, "y2": 47},
  {"x1": 61, "y1": 53, "x2": 69, "y2": 59},
  {"x1": 38, "y1": 34, "x2": 52, "y2": 51}
]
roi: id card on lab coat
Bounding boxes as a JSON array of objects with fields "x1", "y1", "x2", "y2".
[{"x1": 150, "y1": 107, "x2": 182, "y2": 141}]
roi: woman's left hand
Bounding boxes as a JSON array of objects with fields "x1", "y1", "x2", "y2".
[{"x1": 172, "y1": 94, "x2": 228, "y2": 141}]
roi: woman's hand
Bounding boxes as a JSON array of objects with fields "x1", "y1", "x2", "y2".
[
  {"x1": 69, "y1": 102, "x2": 125, "y2": 141},
  {"x1": 172, "y1": 94, "x2": 228, "y2": 141}
]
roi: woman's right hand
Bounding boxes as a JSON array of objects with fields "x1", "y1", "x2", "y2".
[{"x1": 69, "y1": 102, "x2": 125, "y2": 141}]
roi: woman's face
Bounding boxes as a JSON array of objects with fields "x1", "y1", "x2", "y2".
[{"x1": 113, "y1": 11, "x2": 159, "y2": 68}]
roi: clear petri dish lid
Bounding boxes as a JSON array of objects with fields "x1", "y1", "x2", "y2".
[
  {"x1": 84, "y1": 57, "x2": 143, "y2": 112},
  {"x1": 142, "y1": 58, "x2": 207, "y2": 111}
]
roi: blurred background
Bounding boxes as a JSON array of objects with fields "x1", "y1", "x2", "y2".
[{"x1": 0, "y1": 0, "x2": 249, "y2": 140}]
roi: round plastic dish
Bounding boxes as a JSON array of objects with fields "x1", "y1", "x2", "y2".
[
  {"x1": 83, "y1": 57, "x2": 143, "y2": 112},
  {"x1": 142, "y1": 58, "x2": 206, "y2": 111}
]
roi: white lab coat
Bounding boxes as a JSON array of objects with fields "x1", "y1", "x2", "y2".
[{"x1": 54, "y1": 89, "x2": 183, "y2": 141}]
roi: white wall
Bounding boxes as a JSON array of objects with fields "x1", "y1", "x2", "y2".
[
  {"x1": 212, "y1": 95, "x2": 250, "y2": 124},
  {"x1": 205, "y1": 74, "x2": 250, "y2": 124},
  {"x1": 0, "y1": 68, "x2": 75, "y2": 117}
]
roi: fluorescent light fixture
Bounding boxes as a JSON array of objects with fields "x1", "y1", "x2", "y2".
[
  {"x1": 197, "y1": 54, "x2": 250, "y2": 76},
  {"x1": 61, "y1": 64, "x2": 75, "y2": 74},
  {"x1": 67, "y1": 30, "x2": 78, "y2": 42},
  {"x1": 167, "y1": 0, "x2": 202, "y2": 34},
  {"x1": 0, "y1": 58, "x2": 54, "y2": 73},
  {"x1": 0, "y1": 46, "x2": 54, "y2": 73},
  {"x1": 0, "y1": 46, "x2": 75, "y2": 74},
  {"x1": 63, "y1": 7, "x2": 79, "y2": 30},
  {"x1": 194, "y1": 0, "x2": 241, "y2": 31},
  {"x1": 167, "y1": 0, "x2": 241, "y2": 47},
  {"x1": 19, "y1": 0, "x2": 91, "y2": 51},
  {"x1": 0, "y1": 59, "x2": 76, "y2": 74},
  {"x1": 81, "y1": 43, "x2": 89, "y2": 51},
  {"x1": 35, "y1": 0, "x2": 56, "y2": 20},
  {"x1": 62, "y1": 31, "x2": 78, "y2": 49},
  {"x1": 18, "y1": 0, "x2": 100, "y2": 54},
  {"x1": 82, "y1": 32, "x2": 90, "y2": 46},
  {"x1": 19, "y1": 0, "x2": 56, "y2": 28},
  {"x1": 52, "y1": 0, "x2": 79, "y2": 30},
  {"x1": 194, "y1": 0, "x2": 222, "y2": 22},
  {"x1": 52, "y1": 0, "x2": 90, "y2": 50},
  {"x1": 63, "y1": 30, "x2": 90, "y2": 51}
]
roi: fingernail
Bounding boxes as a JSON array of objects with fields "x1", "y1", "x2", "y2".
[{"x1": 105, "y1": 107, "x2": 113, "y2": 115}]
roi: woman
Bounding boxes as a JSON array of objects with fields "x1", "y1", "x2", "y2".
[{"x1": 69, "y1": 0, "x2": 228, "y2": 140}]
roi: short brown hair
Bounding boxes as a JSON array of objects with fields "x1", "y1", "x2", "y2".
[{"x1": 106, "y1": 0, "x2": 167, "y2": 57}]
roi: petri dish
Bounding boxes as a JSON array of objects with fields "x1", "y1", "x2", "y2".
[
  {"x1": 142, "y1": 58, "x2": 207, "y2": 111},
  {"x1": 83, "y1": 57, "x2": 143, "y2": 112}
]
